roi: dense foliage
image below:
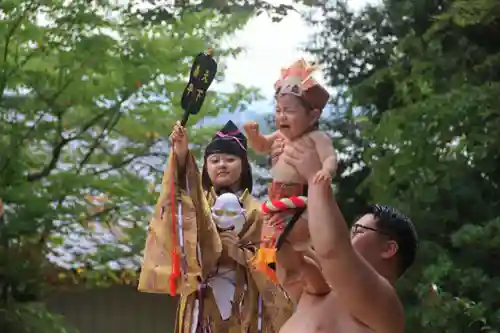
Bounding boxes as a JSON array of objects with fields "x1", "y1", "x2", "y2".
[
  {"x1": 307, "y1": 0, "x2": 500, "y2": 331},
  {"x1": 0, "y1": 0, "x2": 263, "y2": 331}
]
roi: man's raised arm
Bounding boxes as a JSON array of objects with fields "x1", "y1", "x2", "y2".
[{"x1": 283, "y1": 138, "x2": 404, "y2": 333}]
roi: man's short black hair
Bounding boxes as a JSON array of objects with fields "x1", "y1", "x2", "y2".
[{"x1": 365, "y1": 204, "x2": 418, "y2": 276}]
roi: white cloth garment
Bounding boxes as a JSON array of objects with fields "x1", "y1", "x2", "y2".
[
  {"x1": 209, "y1": 267, "x2": 237, "y2": 320},
  {"x1": 190, "y1": 267, "x2": 237, "y2": 333}
]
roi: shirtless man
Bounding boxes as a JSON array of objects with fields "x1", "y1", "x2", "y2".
[{"x1": 270, "y1": 137, "x2": 419, "y2": 333}]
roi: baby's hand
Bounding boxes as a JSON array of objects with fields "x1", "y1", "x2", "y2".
[
  {"x1": 312, "y1": 169, "x2": 331, "y2": 184},
  {"x1": 243, "y1": 121, "x2": 260, "y2": 137}
]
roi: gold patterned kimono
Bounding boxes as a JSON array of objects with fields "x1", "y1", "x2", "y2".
[{"x1": 138, "y1": 152, "x2": 293, "y2": 333}]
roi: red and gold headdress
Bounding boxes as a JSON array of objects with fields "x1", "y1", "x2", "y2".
[{"x1": 274, "y1": 58, "x2": 330, "y2": 111}]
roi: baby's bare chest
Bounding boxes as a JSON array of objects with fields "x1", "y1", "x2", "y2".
[
  {"x1": 271, "y1": 136, "x2": 317, "y2": 183},
  {"x1": 271, "y1": 160, "x2": 304, "y2": 183},
  {"x1": 272, "y1": 141, "x2": 309, "y2": 183}
]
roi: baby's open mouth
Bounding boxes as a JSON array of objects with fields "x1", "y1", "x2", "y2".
[{"x1": 279, "y1": 125, "x2": 290, "y2": 129}]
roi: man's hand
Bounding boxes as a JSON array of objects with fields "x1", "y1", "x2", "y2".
[
  {"x1": 282, "y1": 136, "x2": 322, "y2": 182},
  {"x1": 219, "y1": 230, "x2": 245, "y2": 265},
  {"x1": 270, "y1": 137, "x2": 285, "y2": 166}
]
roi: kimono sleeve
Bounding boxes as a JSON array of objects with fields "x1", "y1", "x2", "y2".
[{"x1": 138, "y1": 152, "x2": 222, "y2": 296}]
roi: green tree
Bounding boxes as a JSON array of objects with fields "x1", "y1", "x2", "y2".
[
  {"x1": 307, "y1": 0, "x2": 500, "y2": 331},
  {"x1": 135, "y1": 0, "x2": 298, "y2": 24},
  {"x1": 0, "y1": 0, "x2": 260, "y2": 331}
]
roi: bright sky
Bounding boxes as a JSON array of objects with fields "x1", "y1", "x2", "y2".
[{"x1": 219, "y1": 0, "x2": 378, "y2": 101}]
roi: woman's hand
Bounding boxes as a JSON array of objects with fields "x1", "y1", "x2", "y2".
[
  {"x1": 219, "y1": 230, "x2": 246, "y2": 265},
  {"x1": 169, "y1": 121, "x2": 189, "y2": 165}
]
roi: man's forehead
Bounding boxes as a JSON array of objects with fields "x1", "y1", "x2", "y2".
[{"x1": 354, "y1": 213, "x2": 377, "y2": 227}]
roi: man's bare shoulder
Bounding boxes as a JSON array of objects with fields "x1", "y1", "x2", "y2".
[{"x1": 319, "y1": 250, "x2": 404, "y2": 333}]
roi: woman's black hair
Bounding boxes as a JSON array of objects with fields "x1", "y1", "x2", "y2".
[{"x1": 201, "y1": 155, "x2": 253, "y2": 194}]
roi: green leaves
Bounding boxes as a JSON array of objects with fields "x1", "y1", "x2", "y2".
[
  {"x1": 0, "y1": 302, "x2": 78, "y2": 333},
  {"x1": 309, "y1": 0, "x2": 500, "y2": 331},
  {"x1": 0, "y1": 1, "x2": 260, "y2": 330}
]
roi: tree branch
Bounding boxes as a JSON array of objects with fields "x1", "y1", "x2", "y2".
[
  {"x1": 2, "y1": 72, "x2": 81, "y2": 180},
  {"x1": 76, "y1": 108, "x2": 122, "y2": 174},
  {"x1": 25, "y1": 109, "x2": 109, "y2": 182},
  {"x1": 2, "y1": 12, "x2": 25, "y2": 65},
  {"x1": 89, "y1": 140, "x2": 160, "y2": 176},
  {"x1": 136, "y1": 161, "x2": 164, "y2": 174},
  {"x1": 26, "y1": 137, "x2": 70, "y2": 181},
  {"x1": 73, "y1": 73, "x2": 160, "y2": 175},
  {"x1": 0, "y1": 4, "x2": 40, "y2": 100},
  {"x1": 25, "y1": 67, "x2": 158, "y2": 182},
  {"x1": 0, "y1": 110, "x2": 45, "y2": 176}
]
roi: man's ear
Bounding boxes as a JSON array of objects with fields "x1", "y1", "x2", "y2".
[{"x1": 381, "y1": 240, "x2": 398, "y2": 259}]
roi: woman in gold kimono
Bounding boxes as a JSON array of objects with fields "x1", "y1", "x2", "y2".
[{"x1": 138, "y1": 120, "x2": 293, "y2": 333}]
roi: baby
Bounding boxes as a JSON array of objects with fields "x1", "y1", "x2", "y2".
[{"x1": 244, "y1": 59, "x2": 337, "y2": 278}]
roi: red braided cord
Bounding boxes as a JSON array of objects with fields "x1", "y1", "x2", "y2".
[
  {"x1": 289, "y1": 196, "x2": 306, "y2": 207},
  {"x1": 260, "y1": 196, "x2": 307, "y2": 214}
]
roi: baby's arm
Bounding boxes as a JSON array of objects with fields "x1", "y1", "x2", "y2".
[
  {"x1": 243, "y1": 121, "x2": 280, "y2": 154},
  {"x1": 310, "y1": 131, "x2": 337, "y2": 183},
  {"x1": 257, "y1": 131, "x2": 280, "y2": 154}
]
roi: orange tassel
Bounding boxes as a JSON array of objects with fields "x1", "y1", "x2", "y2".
[
  {"x1": 254, "y1": 248, "x2": 276, "y2": 267},
  {"x1": 169, "y1": 252, "x2": 180, "y2": 295},
  {"x1": 253, "y1": 248, "x2": 278, "y2": 282},
  {"x1": 169, "y1": 275, "x2": 176, "y2": 296},
  {"x1": 172, "y1": 252, "x2": 180, "y2": 276},
  {"x1": 263, "y1": 267, "x2": 278, "y2": 283}
]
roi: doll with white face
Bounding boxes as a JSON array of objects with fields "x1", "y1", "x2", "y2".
[{"x1": 211, "y1": 193, "x2": 246, "y2": 234}]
